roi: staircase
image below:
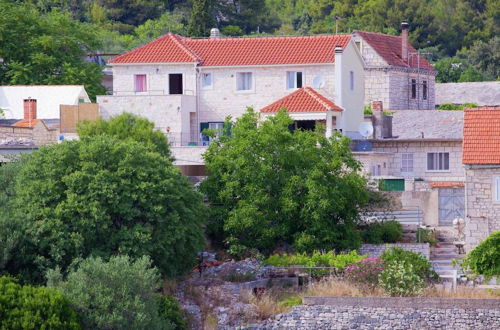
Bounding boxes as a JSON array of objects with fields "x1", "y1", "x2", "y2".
[{"x1": 430, "y1": 230, "x2": 464, "y2": 280}]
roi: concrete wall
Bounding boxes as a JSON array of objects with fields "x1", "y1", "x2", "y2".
[{"x1": 465, "y1": 167, "x2": 500, "y2": 251}]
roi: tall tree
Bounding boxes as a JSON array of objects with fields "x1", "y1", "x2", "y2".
[{"x1": 187, "y1": 0, "x2": 213, "y2": 37}]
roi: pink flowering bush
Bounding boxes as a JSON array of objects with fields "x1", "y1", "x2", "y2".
[{"x1": 344, "y1": 257, "x2": 384, "y2": 289}]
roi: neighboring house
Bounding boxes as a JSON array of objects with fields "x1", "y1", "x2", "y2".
[
  {"x1": 354, "y1": 101, "x2": 464, "y2": 227},
  {"x1": 98, "y1": 30, "x2": 365, "y2": 154},
  {"x1": 0, "y1": 85, "x2": 90, "y2": 119},
  {"x1": 352, "y1": 23, "x2": 436, "y2": 110},
  {"x1": 436, "y1": 81, "x2": 500, "y2": 107},
  {"x1": 462, "y1": 106, "x2": 500, "y2": 251}
]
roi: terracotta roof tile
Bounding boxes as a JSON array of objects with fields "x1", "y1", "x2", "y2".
[
  {"x1": 260, "y1": 87, "x2": 342, "y2": 113},
  {"x1": 11, "y1": 119, "x2": 41, "y2": 128},
  {"x1": 429, "y1": 181, "x2": 465, "y2": 188},
  {"x1": 463, "y1": 106, "x2": 500, "y2": 165},
  {"x1": 110, "y1": 34, "x2": 351, "y2": 66},
  {"x1": 356, "y1": 31, "x2": 435, "y2": 71}
]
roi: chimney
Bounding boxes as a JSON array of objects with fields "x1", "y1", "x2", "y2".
[
  {"x1": 210, "y1": 28, "x2": 221, "y2": 39},
  {"x1": 23, "y1": 99, "x2": 37, "y2": 121},
  {"x1": 401, "y1": 21, "x2": 409, "y2": 62},
  {"x1": 334, "y1": 45, "x2": 344, "y2": 109},
  {"x1": 371, "y1": 101, "x2": 392, "y2": 139}
]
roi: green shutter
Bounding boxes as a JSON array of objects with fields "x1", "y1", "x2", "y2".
[{"x1": 380, "y1": 179, "x2": 405, "y2": 191}]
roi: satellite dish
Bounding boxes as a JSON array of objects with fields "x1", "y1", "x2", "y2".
[
  {"x1": 358, "y1": 122, "x2": 374, "y2": 138},
  {"x1": 313, "y1": 76, "x2": 325, "y2": 89}
]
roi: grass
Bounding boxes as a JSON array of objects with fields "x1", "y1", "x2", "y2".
[{"x1": 423, "y1": 285, "x2": 500, "y2": 299}]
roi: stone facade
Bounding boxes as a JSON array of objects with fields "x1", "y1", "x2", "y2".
[
  {"x1": 0, "y1": 122, "x2": 58, "y2": 146},
  {"x1": 360, "y1": 243, "x2": 430, "y2": 259},
  {"x1": 464, "y1": 167, "x2": 500, "y2": 251}
]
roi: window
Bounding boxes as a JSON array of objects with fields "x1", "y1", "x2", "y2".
[
  {"x1": 202, "y1": 73, "x2": 212, "y2": 88},
  {"x1": 411, "y1": 79, "x2": 417, "y2": 99},
  {"x1": 423, "y1": 80, "x2": 428, "y2": 100},
  {"x1": 169, "y1": 74, "x2": 183, "y2": 94},
  {"x1": 401, "y1": 153, "x2": 414, "y2": 173},
  {"x1": 287, "y1": 71, "x2": 303, "y2": 89},
  {"x1": 134, "y1": 74, "x2": 147, "y2": 92},
  {"x1": 495, "y1": 177, "x2": 500, "y2": 202},
  {"x1": 349, "y1": 71, "x2": 354, "y2": 91},
  {"x1": 200, "y1": 122, "x2": 225, "y2": 145},
  {"x1": 427, "y1": 152, "x2": 450, "y2": 171},
  {"x1": 236, "y1": 72, "x2": 253, "y2": 91}
]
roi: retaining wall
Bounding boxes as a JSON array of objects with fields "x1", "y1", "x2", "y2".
[{"x1": 360, "y1": 243, "x2": 430, "y2": 259}]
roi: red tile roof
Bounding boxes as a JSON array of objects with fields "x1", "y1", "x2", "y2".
[
  {"x1": 11, "y1": 119, "x2": 41, "y2": 128},
  {"x1": 355, "y1": 31, "x2": 435, "y2": 71},
  {"x1": 463, "y1": 106, "x2": 500, "y2": 165},
  {"x1": 260, "y1": 87, "x2": 342, "y2": 113},
  {"x1": 110, "y1": 33, "x2": 351, "y2": 66}
]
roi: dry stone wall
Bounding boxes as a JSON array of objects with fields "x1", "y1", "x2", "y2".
[{"x1": 360, "y1": 243, "x2": 430, "y2": 259}]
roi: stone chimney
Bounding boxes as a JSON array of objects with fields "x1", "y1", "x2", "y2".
[
  {"x1": 401, "y1": 21, "x2": 409, "y2": 63},
  {"x1": 334, "y1": 45, "x2": 344, "y2": 109},
  {"x1": 23, "y1": 98, "x2": 37, "y2": 121},
  {"x1": 371, "y1": 101, "x2": 392, "y2": 139},
  {"x1": 210, "y1": 28, "x2": 221, "y2": 39}
]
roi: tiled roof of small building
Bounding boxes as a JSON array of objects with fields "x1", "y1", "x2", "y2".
[
  {"x1": 260, "y1": 87, "x2": 342, "y2": 113},
  {"x1": 390, "y1": 110, "x2": 463, "y2": 140},
  {"x1": 463, "y1": 106, "x2": 500, "y2": 165},
  {"x1": 10, "y1": 119, "x2": 41, "y2": 128},
  {"x1": 110, "y1": 33, "x2": 351, "y2": 66},
  {"x1": 355, "y1": 31, "x2": 435, "y2": 71}
]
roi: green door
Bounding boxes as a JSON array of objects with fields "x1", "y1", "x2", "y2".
[{"x1": 380, "y1": 179, "x2": 405, "y2": 191}]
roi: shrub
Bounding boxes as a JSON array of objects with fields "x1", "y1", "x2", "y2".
[
  {"x1": 0, "y1": 276, "x2": 80, "y2": 329},
  {"x1": 48, "y1": 255, "x2": 176, "y2": 330},
  {"x1": 416, "y1": 228, "x2": 438, "y2": 245},
  {"x1": 344, "y1": 257, "x2": 384, "y2": 289},
  {"x1": 379, "y1": 261, "x2": 425, "y2": 296},
  {"x1": 278, "y1": 295, "x2": 302, "y2": 307},
  {"x1": 381, "y1": 247, "x2": 437, "y2": 280},
  {"x1": 360, "y1": 220, "x2": 403, "y2": 244},
  {"x1": 262, "y1": 250, "x2": 365, "y2": 270},
  {"x1": 3, "y1": 136, "x2": 204, "y2": 282},
  {"x1": 221, "y1": 272, "x2": 256, "y2": 283},
  {"x1": 462, "y1": 231, "x2": 500, "y2": 278},
  {"x1": 158, "y1": 295, "x2": 188, "y2": 330}
]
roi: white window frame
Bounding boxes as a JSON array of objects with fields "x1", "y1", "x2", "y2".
[
  {"x1": 236, "y1": 72, "x2": 254, "y2": 92},
  {"x1": 495, "y1": 177, "x2": 500, "y2": 202},
  {"x1": 401, "y1": 153, "x2": 414, "y2": 174},
  {"x1": 426, "y1": 152, "x2": 450, "y2": 172},
  {"x1": 349, "y1": 70, "x2": 354, "y2": 91},
  {"x1": 286, "y1": 71, "x2": 303, "y2": 89},
  {"x1": 202, "y1": 72, "x2": 213, "y2": 89}
]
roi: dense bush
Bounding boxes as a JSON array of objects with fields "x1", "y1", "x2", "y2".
[
  {"x1": 381, "y1": 247, "x2": 437, "y2": 280},
  {"x1": 0, "y1": 276, "x2": 80, "y2": 329},
  {"x1": 379, "y1": 261, "x2": 425, "y2": 297},
  {"x1": 416, "y1": 228, "x2": 438, "y2": 246},
  {"x1": 360, "y1": 220, "x2": 403, "y2": 244},
  {"x1": 48, "y1": 255, "x2": 180, "y2": 330},
  {"x1": 158, "y1": 295, "x2": 188, "y2": 330},
  {"x1": 437, "y1": 103, "x2": 478, "y2": 110},
  {"x1": 0, "y1": 136, "x2": 204, "y2": 283},
  {"x1": 344, "y1": 257, "x2": 384, "y2": 289},
  {"x1": 462, "y1": 231, "x2": 500, "y2": 278},
  {"x1": 202, "y1": 109, "x2": 369, "y2": 256},
  {"x1": 262, "y1": 250, "x2": 365, "y2": 270}
]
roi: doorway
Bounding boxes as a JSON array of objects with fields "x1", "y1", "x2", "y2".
[
  {"x1": 438, "y1": 188, "x2": 465, "y2": 226},
  {"x1": 169, "y1": 74, "x2": 183, "y2": 94}
]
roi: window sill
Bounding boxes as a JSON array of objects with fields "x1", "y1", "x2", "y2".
[
  {"x1": 235, "y1": 89, "x2": 255, "y2": 94},
  {"x1": 425, "y1": 170, "x2": 451, "y2": 173}
]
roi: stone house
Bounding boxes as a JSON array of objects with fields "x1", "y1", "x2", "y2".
[
  {"x1": 462, "y1": 106, "x2": 500, "y2": 251},
  {"x1": 352, "y1": 23, "x2": 436, "y2": 110},
  {"x1": 353, "y1": 102, "x2": 465, "y2": 227}
]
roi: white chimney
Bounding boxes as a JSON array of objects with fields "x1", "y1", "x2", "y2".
[
  {"x1": 401, "y1": 21, "x2": 409, "y2": 62},
  {"x1": 210, "y1": 28, "x2": 221, "y2": 39}
]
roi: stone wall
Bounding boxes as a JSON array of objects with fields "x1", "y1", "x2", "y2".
[
  {"x1": 0, "y1": 122, "x2": 58, "y2": 146},
  {"x1": 436, "y1": 81, "x2": 500, "y2": 106},
  {"x1": 360, "y1": 243, "x2": 430, "y2": 259},
  {"x1": 465, "y1": 167, "x2": 500, "y2": 251},
  {"x1": 254, "y1": 297, "x2": 500, "y2": 329}
]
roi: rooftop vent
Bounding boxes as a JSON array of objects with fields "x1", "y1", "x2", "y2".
[{"x1": 210, "y1": 28, "x2": 221, "y2": 39}]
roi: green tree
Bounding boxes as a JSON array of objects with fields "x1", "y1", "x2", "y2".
[
  {"x1": 187, "y1": 0, "x2": 214, "y2": 37},
  {"x1": 201, "y1": 109, "x2": 369, "y2": 257},
  {"x1": 0, "y1": 276, "x2": 80, "y2": 329},
  {"x1": 77, "y1": 113, "x2": 172, "y2": 159},
  {"x1": 434, "y1": 57, "x2": 468, "y2": 83},
  {"x1": 48, "y1": 255, "x2": 181, "y2": 330},
  {"x1": 462, "y1": 231, "x2": 500, "y2": 278},
  {"x1": 0, "y1": 1, "x2": 105, "y2": 101},
  {"x1": 468, "y1": 37, "x2": 500, "y2": 80},
  {"x1": 1, "y1": 136, "x2": 204, "y2": 283}
]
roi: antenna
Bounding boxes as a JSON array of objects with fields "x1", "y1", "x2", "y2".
[
  {"x1": 313, "y1": 76, "x2": 325, "y2": 89},
  {"x1": 358, "y1": 122, "x2": 374, "y2": 138}
]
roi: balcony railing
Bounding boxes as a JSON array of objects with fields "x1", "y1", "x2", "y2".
[
  {"x1": 167, "y1": 132, "x2": 216, "y2": 147},
  {"x1": 112, "y1": 89, "x2": 195, "y2": 96}
]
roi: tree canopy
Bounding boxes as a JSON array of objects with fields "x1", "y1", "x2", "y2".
[
  {"x1": 0, "y1": 136, "x2": 205, "y2": 283},
  {"x1": 201, "y1": 109, "x2": 369, "y2": 257}
]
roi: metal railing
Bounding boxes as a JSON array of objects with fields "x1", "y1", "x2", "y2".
[{"x1": 111, "y1": 89, "x2": 195, "y2": 96}]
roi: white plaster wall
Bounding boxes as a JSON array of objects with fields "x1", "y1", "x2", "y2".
[
  {"x1": 197, "y1": 64, "x2": 336, "y2": 123},
  {"x1": 371, "y1": 141, "x2": 464, "y2": 180}
]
